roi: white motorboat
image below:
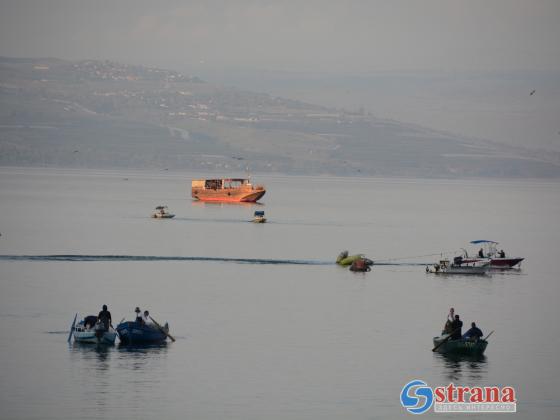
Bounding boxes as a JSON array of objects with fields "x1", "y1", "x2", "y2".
[
  {"x1": 426, "y1": 257, "x2": 490, "y2": 275},
  {"x1": 253, "y1": 210, "x2": 266, "y2": 223},
  {"x1": 151, "y1": 205, "x2": 175, "y2": 219}
]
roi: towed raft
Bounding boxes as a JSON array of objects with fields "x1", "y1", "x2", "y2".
[
  {"x1": 192, "y1": 178, "x2": 266, "y2": 203},
  {"x1": 336, "y1": 251, "x2": 373, "y2": 272}
]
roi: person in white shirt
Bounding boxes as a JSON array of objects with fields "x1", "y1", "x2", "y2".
[{"x1": 142, "y1": 310, "x2": 152, "y2": 325}]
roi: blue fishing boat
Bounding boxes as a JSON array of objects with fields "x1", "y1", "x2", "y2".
[{"x1": 116, "y1": 321, "x2": 170, "y2": 345}]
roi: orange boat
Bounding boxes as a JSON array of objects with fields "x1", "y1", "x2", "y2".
[{"x1": 191, "y1": 178, "x2": 266, "y2": 203}]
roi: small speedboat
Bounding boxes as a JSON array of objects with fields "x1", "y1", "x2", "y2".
[
  {"x1": 461, "y1": 240, "x2": 524, "y2": 268},
  {"x1": 426, "y1": 257, "x2": 490, "y2": 275},
  {"x1": 253, "y1": 210, "x2": 266, "y2": 223},
  {"x1": 151, "y1": 205, "x2": 175, "y2": 219},
  {"x1": 432, "y1": 334, "x2": 488, "y2": 355},
  {"x1": 116, "y1": 321, "x2": 170, "y2": 345},
  {"x1": 72, "y1": 315, "x2": 117, "y2": 344}
]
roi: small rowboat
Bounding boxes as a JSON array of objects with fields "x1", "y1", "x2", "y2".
[
  {"x1": 432, "y1": 334, "x2": 488, "y2": 355},
  {"x1": 73, "y1": 316, "x2": 117, "y2": 345},
  {"x1": 116, "y1": 321, "x2": 170, "y2": 345}
]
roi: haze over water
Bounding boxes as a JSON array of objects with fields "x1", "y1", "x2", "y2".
[{"x1": 0, "y1": 167, "x2": 559, "y2": 419}]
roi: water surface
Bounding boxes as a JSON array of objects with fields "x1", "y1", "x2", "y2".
[{"x1": 0, "y1": 168, "x2": 559, "y2": 419}]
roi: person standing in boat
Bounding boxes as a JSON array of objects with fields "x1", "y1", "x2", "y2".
[
  {"x1": 499, "y1": 249, "x2": 506, "y2": 258},
  {"x1": 134, "y1": 307, "x2": 143, "y2": 323},
  {"x1": 97, "y1": 305, "x2": 112, "y2": 331},
  {"x1": 478, "y1": 248, "x2": 484, "y2": 258},
  {"x1": 463, "y1": 322, "x2": 483, "y2": 340},
  {"x1": 450, "y1": 314, "x2": 463, "y2": 340},
  {"x1": 443, "y1": 308, "x2": 455, "y2": 334}
]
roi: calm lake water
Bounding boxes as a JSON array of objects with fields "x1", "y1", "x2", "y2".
[{"x1": 0, "y1": 167, "x2": 559, "y2": 420}]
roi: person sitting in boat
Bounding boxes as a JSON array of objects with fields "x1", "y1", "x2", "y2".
[
  {"x1": 463, "y1": 322, "x2": 483, "y2": 341},
  {"x1": 499, "y1": 249, "x2": 506, "y2": 258},
  {"x1": 450, "y1": 314, "x2": 463, "y2": 340},
  {"x1": 478, "y1": 248, "x2": 484, "y2": 258},
  {"x1": 97, "y1": 305, "x2": 112, "y2": 331},
  {"x1": 84, "y1": 315, "x2": 98, "y2": 329},
  {"x1": 135, "y1": 307, "x2": 143, "y2": 324}
]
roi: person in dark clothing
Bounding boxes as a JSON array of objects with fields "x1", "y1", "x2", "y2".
[
  {"x1": 499, "y1": 249, "x2": 506, "y2": 258},
  {"x1": 450, "y1": 314, "x2": 463, "y2": 340},
  {"x1": 97, "y1": 305, "x2": 112, "y2": 331},
  {"x1": 135, "y1": 307, "x2": 143, "y2": 324},
  {"x1": 463, "y1": 322, "x2": 483, "y2": 340},
  {"x1": 478, "y1": 248, "x2": 484, "y2": 258}
]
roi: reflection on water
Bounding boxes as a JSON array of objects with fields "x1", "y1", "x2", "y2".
[
  {"x1": 70, "y1": 342, "x2": 113, "y2": 369},
  {"x1": 117, "y1": 342, "x2": 169, "y2": 354},
  {"x1": 435, "y1": 353, "x2": 488, "y2": 383},
  {"x1": 116, "y1": 343, "x2": 169, "y2": 371}
]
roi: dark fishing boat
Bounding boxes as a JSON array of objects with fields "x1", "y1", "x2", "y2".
[
  {"x1": 432, "y1": 334, "x2": 489, "y2": 355},
  {"x1": 116, "y1": 321, "x2": 170, "y2": 345}
]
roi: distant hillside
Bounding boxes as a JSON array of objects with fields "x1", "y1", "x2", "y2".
[{"x1": 1, "y1": 57, "x2": 559, "y2": 177}]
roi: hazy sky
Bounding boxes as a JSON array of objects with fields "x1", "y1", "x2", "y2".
[
  {"x1": 1, "y1": 0, "x2": 559, "y2": 73},
  {"x1": 1, "y1": 0, "x2": 559, "y2": 151}
]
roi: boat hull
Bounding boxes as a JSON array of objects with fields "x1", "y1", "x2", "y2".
[
  {"x1": 427, "y1": 266, "x2": 490, "y2": 275},
  {"x1": 463, "y1": 257, "x2": 524, "y2": 268},
  {"x1": 73, "y1": 329, "x2": 117, "y2": 344},
  {"x1": 192, "y1": 189, "x2": 265, "y2": 203},
  {"x1": 427, "y1": 258, "x2": 490, "y2": 275},
  {"x1": 116, "y1": 321, "x2": 168, "y2": 345},
  {"x1": 433, "y1": 336, "x2": 488, "y2": 355}
]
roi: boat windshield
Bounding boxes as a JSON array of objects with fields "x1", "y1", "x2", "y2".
[{"x1": 223, "y1": 179, "x2": 248, "y2": 188}]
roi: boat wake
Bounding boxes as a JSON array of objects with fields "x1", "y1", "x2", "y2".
[{"x1": 0, "y1": 254, "x2": 332, "y2": 265}]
